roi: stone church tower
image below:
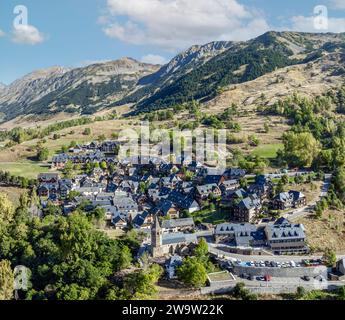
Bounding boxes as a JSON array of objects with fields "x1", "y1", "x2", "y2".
[{"x1": 151, "y1": 216, "x2": 163, "y2": 258}]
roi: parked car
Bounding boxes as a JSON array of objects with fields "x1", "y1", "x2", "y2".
[
  {"x1": 256, "y1": 276, "x2": 266, "y2": 281},
  {"x1": 315, "y1": 275, "x2": 326, "y2": 282},
  {"x1": 301, "y1": 276, "x2": 311, "y2": 281}
]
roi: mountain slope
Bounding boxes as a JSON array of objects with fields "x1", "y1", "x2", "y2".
[
  {"x1": 133, "y1": 31, "x2": 345, "y2": 113},
  {"x1": 113, "y1": 41, "x2": 235, "y2": 107},
  {"x1": 0, "y1": 58, "x2": 159, "y2": 122},
  {"x1": 1, "y1": 31, "x2": 345, "y2": 124}
]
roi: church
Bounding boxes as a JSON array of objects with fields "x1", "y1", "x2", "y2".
[{"x1": 151, "y1": 216, "x2": 198, "y2": 258}]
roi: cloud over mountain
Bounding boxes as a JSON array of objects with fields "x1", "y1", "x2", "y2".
[{"x1": 102, "y1": 0, "x2": 270, "y2": 51}]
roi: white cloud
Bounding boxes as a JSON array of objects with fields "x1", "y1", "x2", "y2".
[
  {"x1": 0, "y1": 29, "x2": 5, "y2": 37},
  {"x1": 141, "y1": 54, "x2": 168, "y2": 65},
  {"x1": 291, "y1": 15, "x2": 345, "y2": 33},
  {"x1": 12, "y1": 24, "x2": 45, "y2": 45},
  {"x1": 330, "y1": 0, "x2": 345, "y2": 10},
  {"x1": 102, "y1": 0, "x2": 270, "y2": 51}
]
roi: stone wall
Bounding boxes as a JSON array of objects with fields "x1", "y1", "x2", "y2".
[{"x1": 232, "y1": 265, "x2": 328, "y2": 278}]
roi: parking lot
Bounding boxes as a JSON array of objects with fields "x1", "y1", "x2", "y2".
[{"x1": 231, "y1": 258, "x2": 324, "y2": 269}]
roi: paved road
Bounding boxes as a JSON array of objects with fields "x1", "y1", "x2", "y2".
[
  {"x1": 208, "y1": 243, "x2": 345, "y2": 263},
  {"x1": 245, "y1": 170, "x2": 312, "y2": 180}
]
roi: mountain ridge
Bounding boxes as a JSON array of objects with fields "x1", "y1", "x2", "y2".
[{"x1": 1, "y1": 31, "x2": 345, "y2": 123}]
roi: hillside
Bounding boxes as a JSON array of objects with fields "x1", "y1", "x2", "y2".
[
  {"x1": 133, "y1": 32, "x2": 345, "y2": 113},
  {"x1": 1, "y1": 31, "x2": 345, "y2": 125},
  {"x1": 0, "y1": 58, "x2": 159, "y2": 122},
  {"x1": 204, "y1": 48, "x2": 345, "y2": 114}
]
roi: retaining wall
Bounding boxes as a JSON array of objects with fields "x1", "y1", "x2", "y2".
[{"x1": 232, "y1": 265, "x2": 327, "y2": 278}]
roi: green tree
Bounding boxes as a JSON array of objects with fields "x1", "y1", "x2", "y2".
[
  {"x1": 322, "y1": 249, "x2": 337, "y2": 268},
  {"x1": 282, "y1": 132, "x2": 321, "y2": 167},
  {"x1": 83, "y1": 128, "x2": 91, "y2": 136},
  {"x1": 37, "y1": 147, "x2": 49, "y2": 161},
  {"x1": 124, "y1": 264, "x2": 163, "y2": 299},
  {"x1": 177, "y1": 257, "x2": 208, "y2": 288},
  {"x1": 0, "y1": 193, "x2": 15, "y2": 224},
  {"x1": 232, "y1": 282, "x2": 257, "y2": 300},
  {"x1": 98, "y1": 134, "x2": 106, "y2": 142},
  {"x1": 296, "y1": 286, "x2": 306, "y2": 299},
  {"x1": 0, "y1": 260, "x2": 14, "y2": 300}
]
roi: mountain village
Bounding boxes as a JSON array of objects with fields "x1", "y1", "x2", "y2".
[{"x1": 32, "y1": 138, "x2": 345, "y2": 295}]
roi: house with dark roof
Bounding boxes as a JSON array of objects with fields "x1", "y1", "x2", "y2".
[
  {"x1": 161, "y1": 218, "x2": 195, "y2": 233},
  {"x1": 196, "y1": 184, "x2": 221, "y2": 201},
  {"x1": 160, "y1": 175, "x2": 181, "y2": 188},
  {"x1": 265, "y1": 222, "x2": 308, "y2": 254},
  {"x1": 111, "y1": 214, "x2": 128, "y2": 229},
  {"x1": 167, "y1": 190, "x2": 200, "y2": 213},
  {"x1": 204, "y1": 175, "x2": 224, "y2": 186},
  {"x1": 233, "y1": 194, "x2": 262, "y2": 223},
  {"x1": 220, "y1": 179, "x2": 240, "y2": 193},
  {"x1": 38, "y1": 173, "x2": 59, "y2": 184},
  {"x1": 132, "y1": 211, "x2": 154, "y2": 229},
  {"x1": 152, "y1": 200, "x2": 179, "y2": 218},
  {"x1": 224, "y1": 168, "x2": 246, "y2": 179},
  {"x1": 273, "y1": 191, "x2": 306, "y2": 210},
  {"x1": 214, "y1": 223, "x2": 265, "y2": 247},
  {"x1": 100, "y1": 141, "x2": 119, "y2": 153},
  {"x1": 113, "y1": 194, "x2": 138, "y2": 214},
  {"x1": 52, "y1": 154, "x2": 69, "y2": 169}
]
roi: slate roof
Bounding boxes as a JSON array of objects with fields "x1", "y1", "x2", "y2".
[
  {"x1": 196, "y1": 184, "x2": 220, "y2": 196},
  {"x1": 162, "y1": 232, "x2": 198, "y2": 245},
  {"x1": 167, "y1": 190, "x2": 199, "y2": 210},
  {"x1": 132, "y1": 211, "x2": 150, "y2": 227},
  {"x1": 204, "y1": 175, "x2": 223, "y2": 185},
  {"x1": 153, "y1": 200, "x2": 176, "y2": 216},
  {"x1": 231, "y1": 188, "x2": 248, "y2": 199},
  {"x1": 162, "y1": 218, "x2": 195, "y2": 229},
  {"x1": 215, "y1": 223, "x2": 265, "y2": 247},
  {"x1": 265, "y1": 223, "x2": 306, "y2": 241},
  {"x1": 237, "y1": 195, "x2": 261, "y2": 210},
  {"x1": 275, "y1": 190, "x2": 306, "y2": 203},
  {"x1": 274, "y1": 217, "x2": 290, "y2": 225},
  {"x1": 225, "y1": 168, "x2": 246, "y2": 178},
  {"x1": 215, "y1": 223, "x2": 257, "y2": 235}
]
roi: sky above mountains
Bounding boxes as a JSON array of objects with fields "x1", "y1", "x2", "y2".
[{"x1": 0, "y1": 0, "x2": 344, "y2": 85}]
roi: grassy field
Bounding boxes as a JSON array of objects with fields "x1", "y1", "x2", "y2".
[
  {"x1": 0, "y1": 186, "x2": 27, "y2": 206},
  {"x1": 252, "y1": 143, "x2": 283, "y2": 159},
  {"x1": 0, "y1": 162, "x2": 54, "y2": 178},
  {"x1": 297, "y1": 209, "x2": 345, "y2": 254},
  {"x1": 192, "y1": 208, "x2": 229, "y2": 225}
]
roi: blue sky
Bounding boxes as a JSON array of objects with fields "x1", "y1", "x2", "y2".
[{"x1": 0, "y1": 0, "x2": 344, "y2": 84}]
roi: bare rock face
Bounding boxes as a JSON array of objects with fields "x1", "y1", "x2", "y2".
[{"x1": 139, "y1": 41, "x2": 235, "y2": 86}]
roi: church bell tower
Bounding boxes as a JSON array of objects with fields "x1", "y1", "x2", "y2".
[{"x1": 151, "y1": 215, "x2": 163, "y2": 257}]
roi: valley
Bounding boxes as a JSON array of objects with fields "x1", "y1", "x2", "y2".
[{"x1": 1, "y1": 30, "x2": 345, "y2": 302}]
